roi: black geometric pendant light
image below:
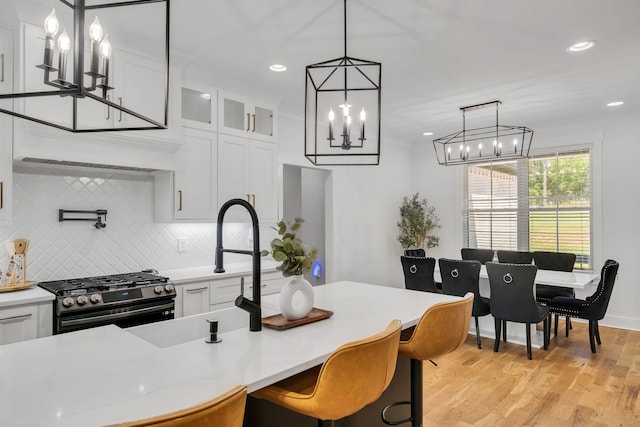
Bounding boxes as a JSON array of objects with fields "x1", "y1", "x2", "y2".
[
  {"x1": 304, "y1": 0, "x2": 382, "y2": 166},
  {"x1": 0, "y1": 0, "x2": 169, "y2": 133}
]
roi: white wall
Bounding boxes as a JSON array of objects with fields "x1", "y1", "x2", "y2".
[
  {"x1": 277, "y1": 114, "x2": 414, "y2": 288},
  {"x1": 411, "y1": 109, "x2": 640, "y2": 331}
]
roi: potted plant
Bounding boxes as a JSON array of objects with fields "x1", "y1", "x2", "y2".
[
  {"x1": 397, "y1": 193, "x2": 440, "y2": 253},
  {"x1": 263, "y1": 218, "x2": 318, "y2": 320}
]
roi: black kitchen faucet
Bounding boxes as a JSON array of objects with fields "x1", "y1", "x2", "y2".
[{"x1": 214, "y1": 199, "x2": 262, "y2": 332}]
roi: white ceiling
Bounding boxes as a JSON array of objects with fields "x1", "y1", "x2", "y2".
[
  {"x1": 169, "y1": 0, "x2": 640, "y2": 143},
  {"x1": 8, "y1": 0, "x2": 640, "y2": 144}
]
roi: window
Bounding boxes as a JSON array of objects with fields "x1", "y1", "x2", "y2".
[{"x1": 463, "y1": 149, "x2": 592, "y2": 269}]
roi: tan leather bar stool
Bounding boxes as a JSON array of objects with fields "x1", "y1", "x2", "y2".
[
  {"x1": 252, "y1": 319, "x2": 402, "y2": 427},
  {"x1": 107, "y1": 385, "x2": 247, "y2": 427},
  {"x1": 382, "y1": 293, "x2": 474, "y2": 427}
]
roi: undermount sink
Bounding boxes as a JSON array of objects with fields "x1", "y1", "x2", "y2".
[{"x1": 127, "y1": 307, "x2": 248, "y2": 348}]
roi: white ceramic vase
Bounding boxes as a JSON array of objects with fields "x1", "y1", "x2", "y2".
[{"x1": 279, "y1": 274, "x2": 314, "y2": 320}]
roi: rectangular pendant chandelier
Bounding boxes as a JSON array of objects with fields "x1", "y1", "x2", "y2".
[
  {"x1": 0, "y1": 0, "x2": 169, "y2": 133},
  {"x1": 304, "y1": 0, "x2": 382, "y2": 166},
  {"x1": 433, "y1": 101, "x2": 534, "y2": 166}
]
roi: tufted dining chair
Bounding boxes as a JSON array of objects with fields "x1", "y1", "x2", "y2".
[
  {"x1": 486, "y1": 262, "x2": 550, "y2": 360},
  {"x1": 400, "y1": 256, "x2": 440, "y2": 293},
  {"x1": 533, "y1": 251, "x2": 577, "y2": 337},
  {"x1": 439, "y1": 258, "x2": 490, "y2": 349},
  {"x1": 547, "y1": 259, "x2": 619, "y2": 353},
  {"x1": 108, "y1": 385, "x2": 247, "y2": 427},
  {"x1": 461, "y1": 248, "x2": 495, "y2": 265},
  {"x1": 496, "y1": 250, "x2": 533, "y2": 265}
]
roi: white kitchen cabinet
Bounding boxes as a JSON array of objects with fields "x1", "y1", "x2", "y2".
[
  {"x1": 217, "y1": 134, "x2": 278, "y2": 222},
  {"x1": 217, "y1": 89, "x2": 277, "y2": 143},
  {"x1": 181, "y1": 81, "x2": 217, "y2": 132},
  {"x1": 0, "y1": 27, "x2": 13, "y2": 226},
  {"x1": 0, "y1": 304, "x2": 38, "y2": 345},
  {"x1": 209, "y1": 271, "x2": 286, "y2": 311},
  {"x1": 154, "y1": 128, "x2": 217, "y2": 221},
  {"x1": 180, "y1": 282, "x2": 211, "y2": 317}
]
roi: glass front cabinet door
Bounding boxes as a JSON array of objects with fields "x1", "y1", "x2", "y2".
[
  {"x1": 217, "y1": 89, "x2": 277, "y2": 143},
  {"x1": 181, "y1": 82, "x2": 217, "y2": 132}
]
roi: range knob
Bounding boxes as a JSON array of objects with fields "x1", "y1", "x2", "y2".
[
  {"x1": 154, "y1": 285, "x2": 164, "y2": 295},
  {"x1": 164, "y1": 284, "x2": 175, "y2": 293},
  {"x1": 62, "y1": 297, "x2": 75, "y2": 308},
  {"x1": 90, "y1": 294, "x2": 102, "y2": 304},
  {"x1": 77, "y1": 295, "x2": 89, "y2": 305}
]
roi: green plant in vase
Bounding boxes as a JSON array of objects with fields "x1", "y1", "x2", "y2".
[
  {"x1": 263, "y1": 217, "x2": 318, "y2": 277},
  {"x1": 397, "y1": 193, "x2": 440, "y2": 252},
  {"x1": 262, "y1": 217, "x2": 318, "y2": 320}
]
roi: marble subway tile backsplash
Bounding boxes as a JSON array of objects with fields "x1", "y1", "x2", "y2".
[{"x1": 0, "y1": 171, "x2": 274, "y2": 282}]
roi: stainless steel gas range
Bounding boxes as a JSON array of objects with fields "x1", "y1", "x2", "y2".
[{"x1": 38, "y1": 271, "x2": 176, "y2": 334}]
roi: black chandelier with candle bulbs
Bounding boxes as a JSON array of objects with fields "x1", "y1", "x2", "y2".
[
  {"x1": 0, "y1": 0, "x2": 169, "y2": 133},
  {"x1": 432, "y1": 101, "x2": 534, "y2": 166},
  {"x1": 304, "y1": 0, "x2": 382, "y2": 166}
]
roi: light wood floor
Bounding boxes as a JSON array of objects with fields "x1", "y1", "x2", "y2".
[{"x1": 423, "y1": 321, "x2": 640, "y2": 426}]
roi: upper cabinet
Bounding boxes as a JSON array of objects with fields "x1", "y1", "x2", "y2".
[
  {"x1": 0, "y1": 27, "x2": 13, "y2": 226},
  {"x1": 154, "y1": 128, "x2": 218, "y2": 222},
  {"x1": 217, "y1": 89, "x2": 277, "y2": 143},
  {"x1": 217, "y1": 134, "x2": 278, "y2": 223},
  {"x1": 181, "y1": 81, "x2": 217, "y2": 132}
]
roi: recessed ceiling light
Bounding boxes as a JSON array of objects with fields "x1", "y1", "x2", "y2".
[
  {"x1": 606, "y1": 101, "x2": 624, "y2": 107},
  {"x1": 566, "y1": 40, "x2": 597, "y2": 52},
  {"x1": 269, "y1": 64, "x2": 287, "y2": 72},
  {"x1": 422, "y1": 132, "x2": 433, "y2": 136}
]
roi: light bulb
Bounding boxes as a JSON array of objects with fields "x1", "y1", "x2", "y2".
[
  {"x1": 89, "y1": 17, "x2": 103, "y2": 42},
  {"x1": 99, "y1": 34, "x2": 111, "y2": 58},
  {"x1": 44, "y1": 9, "x2": 59, "y2": 36},
  {"x1": 493, "y1": 139, "x2": 497, "y2": 147},
  {"x1": 459, "y1": 143, "x2": 464, "y2": 151},
  {"x1": 346, "y1": 115, "x2": 352, "y2": 126},
  {"x1": 359, "y1": 107, "x2": 366, "y2": 121},
  {"x1": 328, "y1": 108, "x2": 335, "y2": 121},
  {"x1": 498, "y1": 142, "x2": 503, "y2": 149},
  {"x1": 340, "y1": 103, "x2": 350, "y2": 117},
  {"x1": 57, "y1": 29, "x2": 70, "y2": 52},
  {"x1": 447, "y1": 147, "x2": 451, "y2": 153},
  {"x1": 478, "y1": 143, "x2": 483, "y2": 150},
  {"x1": 513, "y1": 139, "x2": 518, "y2": 146}
]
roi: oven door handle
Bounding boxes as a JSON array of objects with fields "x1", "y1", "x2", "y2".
[{"x1": 60, "y1": 301, "x2": 175, "y2": 329}]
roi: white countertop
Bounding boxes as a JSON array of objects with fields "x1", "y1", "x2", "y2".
[
  {"x1": 0, "y1": 262, "x2": 278, "y2": 309},
  {"x1": 0, "y1": 285, "x2": 54, "y2": 308},
  {"x1": 159, "y1": 260, "x2": 280, "y2": 284},
  {"x1": 0, "y1": 281, "x2": 459, "y2": 427}
]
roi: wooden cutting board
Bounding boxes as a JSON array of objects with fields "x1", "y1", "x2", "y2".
[{"x1": 14, "y1": 239, "x2": 29, "y2": 255}]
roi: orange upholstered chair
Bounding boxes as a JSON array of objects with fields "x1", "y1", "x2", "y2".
[
  {"x1": 107, "y1": 385, "x2": 247, "y2": 427},
  {"x1": 382, "y1": 293, "x2": 474, "y2": 427},
  {"x1": 252, "y1": 319, "x2": 402, "y2": 427}
]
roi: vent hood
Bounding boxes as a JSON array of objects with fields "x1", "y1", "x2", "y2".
[{"x1": 20, "y1": 157, "x2": 160, "y2": 173}]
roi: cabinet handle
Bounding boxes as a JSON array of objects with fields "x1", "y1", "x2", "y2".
[
  {"x1": 252, "y1": 114, "x2": 256, "y2": 132},
  {"x1": 105, "y1": 94, "x2": 110, "y2": 120},
  {"x1": 246, "y1": 113, "x2": 251, "y2": 131},
  {"x1": 186, "y1": 287, "x2": 208, "y2": 293},
  {"x1": 251, "y1": 194, "x2": 256, "y2": 207},
  {"x1": 1, "y1": 53, "x2": 4, "y2": 83},
  {"x1": 0, "y1": 181, "x2": 3, "y2": 209},
  {"x1": 0, "y1": 313, "x2": 33, "y2": 324},
  {"x1": 118, "y1": 97, "x2": 123, "y2": 122},
  {"x1": 246, "y1": 193, "x2": 251, "y2": 203},
  {"x1": 178, "y1": 190, "x2": 183, "y2": 211}
]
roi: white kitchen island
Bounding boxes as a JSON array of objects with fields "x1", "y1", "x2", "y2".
[{"x1": 0, "y1": 281, "x2": 460, "y2": 427}]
